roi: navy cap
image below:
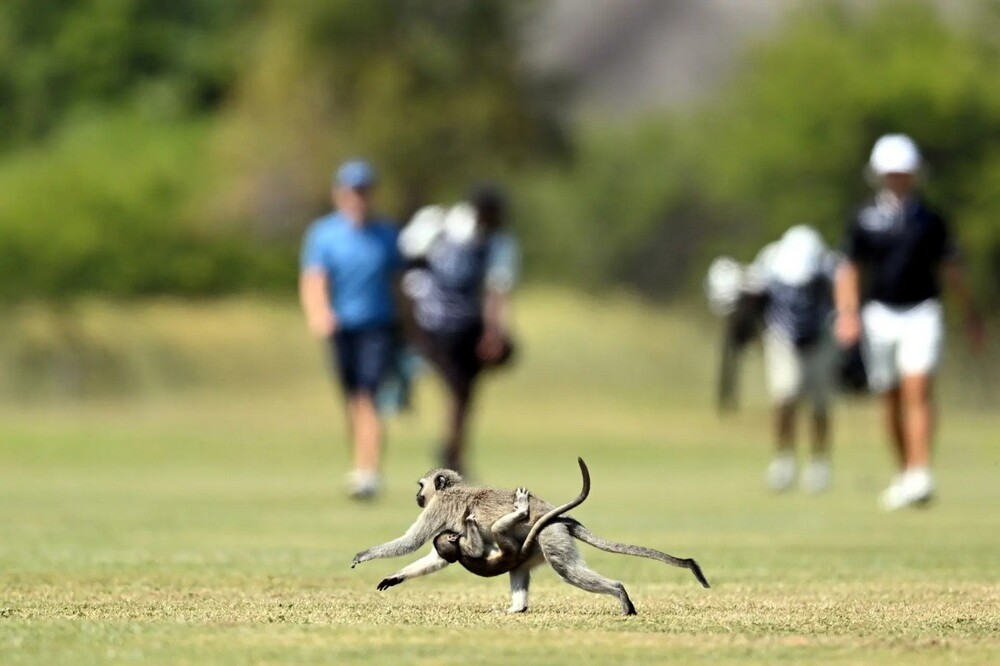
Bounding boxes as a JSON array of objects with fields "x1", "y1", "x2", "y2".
[{"x1": 335, "y1": 160, "x2": 377, "y2": 189}]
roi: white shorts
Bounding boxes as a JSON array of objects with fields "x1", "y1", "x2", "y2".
[
  {"x1": 763, "y1": 329, "x2": 836, "y2": 409},
  {"x1": 861, "y1": 299, "x2": 944, "y2": 393}
]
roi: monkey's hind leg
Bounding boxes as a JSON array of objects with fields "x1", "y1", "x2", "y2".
[
  {"x1": 490, "y1": 487, "x2": 531, "y2": 556},
  {"x1": 540, "y1": 528, "x2": 637, "y2": 616}
]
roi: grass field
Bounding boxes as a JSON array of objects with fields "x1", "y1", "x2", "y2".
[{"x1": 1, "y1": 290, "x2": 998, "y2": 664}]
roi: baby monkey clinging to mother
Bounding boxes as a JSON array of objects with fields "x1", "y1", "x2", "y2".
[{"x1": 431, "y1": 457, "x2": 591, "y2": 577}]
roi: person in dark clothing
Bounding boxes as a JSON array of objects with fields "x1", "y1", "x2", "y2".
[
  {"x1": 835, "y1": 134, "x2": 984, "y2": 511},
  {"x1": 399, "y1": 185, "x2": 519, "y2": 474}
]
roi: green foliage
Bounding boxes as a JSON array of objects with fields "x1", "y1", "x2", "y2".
[
  {"x1": 0, "y1": 112, "x2": 290, "y2": 301},
  {"x1": 216, "y1": 0, "x2": 564, "y2": 233},
  {"x1": 0, "y1": 0, "x2": 255, "y2": 149},
  {"x1": 521, "y1": 0, "x2": 1000, "y2": 301},
  {"x1": 0, "y1": 0, "x2": 560, "y2": 302}
]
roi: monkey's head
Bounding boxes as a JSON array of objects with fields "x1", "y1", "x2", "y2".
[
  {"x1": 432, "y1": 530, "x2": 462, "y2": 563},
  {"x1": 416, "y1": 469, "x2": 463, "y2": 508}
]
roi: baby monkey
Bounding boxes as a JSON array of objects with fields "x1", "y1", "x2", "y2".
[{"x1": 432, "y1": 459, "x2": 590, "y2": 577}]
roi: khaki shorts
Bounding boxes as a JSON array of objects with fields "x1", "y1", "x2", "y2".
[{"x1": 763, "y1": 329, "x2": 836, "y2": 409}]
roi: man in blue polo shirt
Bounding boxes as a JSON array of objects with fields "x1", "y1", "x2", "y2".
[
  {"x1": 835, "y1": 135, "x2": 984, "y2": 511},
  {"x1": 299, "y1": 159, "x2": 401, "y2": 499}
]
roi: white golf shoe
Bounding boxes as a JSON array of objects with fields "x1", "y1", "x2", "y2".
[
  {"x1": 347, "y1": 469, "x2": 381, "y2": 500},
  {"x1": 766, "y1": 453, "x2": 797, "y2": 492},
  {"x1": 801, "y1": 457, "x2": 832, "y2": 494},
  {"x1": 879, "y1": 468, "x2": 933, "y2": 511}
]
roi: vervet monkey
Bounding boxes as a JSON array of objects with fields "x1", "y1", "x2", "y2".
[{"x1": 353, "y1": 458, "x2": 709, "y2": 615}]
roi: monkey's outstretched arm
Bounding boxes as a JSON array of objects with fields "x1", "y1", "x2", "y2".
[
  {"x1": 353, "y1": 512, "x2": 445, "y2": 567},
  {"x1": 376, "y1": 549, "x2": 451, "y2": 591}
]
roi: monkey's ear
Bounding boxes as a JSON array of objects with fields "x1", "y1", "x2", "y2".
[{"x1": 434, "y1": 474, "x2": 449, "y2": 491}]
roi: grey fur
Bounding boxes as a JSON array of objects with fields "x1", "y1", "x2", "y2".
[
  {"x1": 352, "y1": 458, "x2": 709, "y2": 615},
  {"x1": 431, "y1": 458, "x2": 591, "y2": 577}
]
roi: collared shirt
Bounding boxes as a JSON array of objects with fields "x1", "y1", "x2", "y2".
[
  {"x1": 300, "y1": 212, "x2": 401, "y2": 330},
  {"x1": 844, "y1": 195, "x2": 957, "y2": 306}
]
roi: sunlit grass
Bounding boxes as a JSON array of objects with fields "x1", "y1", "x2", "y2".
[{"x1": 1, "y1": 290, "x2": 998, "y2": 664}]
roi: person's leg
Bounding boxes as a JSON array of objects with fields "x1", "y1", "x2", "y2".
[
  {"x1": 861, "y1": 302, "x2": 909, "y2": 506},
  {"x1": 810, "y1": 409, "x2": 829, "y2": 456},
  {"x1": 798, "y1": 339, "x2": 833, "y2": 493},
  {"x1": 884, "y1": 386, "x2": 906, "y2": 470},
  {"x1": 763, "y1": 330, "x2": 800, "y2": 491},
  {"x1": 807, "y1": 340, "x2": 836, "y2": 458},
  {"x1": 880, "y1": 300, "x2": 943, "y2": 509},
  {"x1": 776, "y1": 403, "x2": 796, "y2": 454},
  {"x1": 900, "y1": 373, "x2": 934, "y2": 469},
  {"x1": 346, "y1": 327, "x2": 395, "y2": 498},
  {"x1": 348, "y1": 392, "x2": 382, "y2": 473},
  {"x1": 421, "y1": 328, "x2": 481, "y2": 474},
  {"x1": 442, "y1": 376, "x2": 475, "y2": 473}
]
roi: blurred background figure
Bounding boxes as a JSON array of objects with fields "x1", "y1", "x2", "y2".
[
  {"x1": 705, "y1": 225, "x2": 838, "y2": 494},
  {"x1": 706, "y1": 256, "x2": 766, "y2": 413},
  {"x1": 835, "y1": 135, "x2": 984, "y2": 511},
  {"x1": 299, "y1": 160, "x2": 402, "y2": 499},
  {"x1": 399, "y1": 185, "x2": 519, "y2": 475},
  {"x1": 747, "y1": 226, "x2": 837, "y2": 494}
]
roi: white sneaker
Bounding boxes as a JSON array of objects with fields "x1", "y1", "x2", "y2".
[
  {"x1": 879, "y1": 468, "x2": 933, "y2": 511},
  {"x1": 903, "y1": 467, "x2": 934, "y2": 505},
  {"x1": 766, "y1": 453, "x2": 797, "y2": 492},
  {"x1": 801, "y1": 457, "x2": 832, "y2": 494},
  {"x1": 347, "y1": 469, "x2": 380, "y2": 500}
]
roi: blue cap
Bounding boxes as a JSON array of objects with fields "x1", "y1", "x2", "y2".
[{"x1": 336, "y1": 160, "x2": 377, "y2": 189}]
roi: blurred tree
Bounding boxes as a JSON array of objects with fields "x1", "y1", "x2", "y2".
[
  {"x1": 0, "y1": 0, "x2": 563, "y2": 302},
  {"x1": 213, "y1": 0, "x2": 566, "y2": 237},
  {"x1": 0, "y1": 0, "x2": 257, "y2": 151}
]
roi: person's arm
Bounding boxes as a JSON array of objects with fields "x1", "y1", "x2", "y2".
[
  {"x1": 483, "y1": 289, "x2": 510, "y2": 334},
  {"x1": 299, "y1": 269, "x2": 336, "y2": 338},
  {"x1": 478, "y1": 233, "x2": 519, "y2": 362},
  {"x1": 942, "y1": 259, "x2": 985, "y2": 352},
  {"x1": 834, "y1": 260, "x2": 861, "y2": 346}
]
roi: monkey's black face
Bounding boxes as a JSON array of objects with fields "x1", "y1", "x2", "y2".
[{"x1": 416, "y1": 481, "x2": 427, "y2": 507}]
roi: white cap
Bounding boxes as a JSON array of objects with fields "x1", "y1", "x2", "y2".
[
  {"x1": 869, "y1": 134, "x2": 921, "y2": 175},
  {"x1": 770, "y1": 225, "x2": 826, "y2": 287}
]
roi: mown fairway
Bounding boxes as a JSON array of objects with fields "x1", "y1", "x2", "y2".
[{"x1": 1, "y1": 291, "x2": 998, "y2": 665}]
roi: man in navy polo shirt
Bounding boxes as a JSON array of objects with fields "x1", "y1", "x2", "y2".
[
  {"x1": 835, "y1": 135, "x2": 984, "y2": 511},
  {"x1": 299, "y1": 160, "x2": 402, "y2": 499}
]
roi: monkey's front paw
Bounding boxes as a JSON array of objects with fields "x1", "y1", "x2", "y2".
[
  {"x1": 515, "y1": 487, "x2": 530, "y2": 509},
  {"x1": 352, "y1": 551, "x2": 369, "y2": 568},
  {"x1": 377, "y1": 575, "x2": 404, "y2": 591}
]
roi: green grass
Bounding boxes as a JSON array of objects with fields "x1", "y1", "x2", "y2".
[{"x1": 1, "y1": 290, "x2": 998, "y2": 664}]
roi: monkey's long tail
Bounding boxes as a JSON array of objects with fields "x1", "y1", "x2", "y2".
[
  {"x1": 520, "y1": 457, "x2": 591, "y2": 556},
  {"x1": 563, "y1": 520, "x2": 711, "y2": 588}
]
